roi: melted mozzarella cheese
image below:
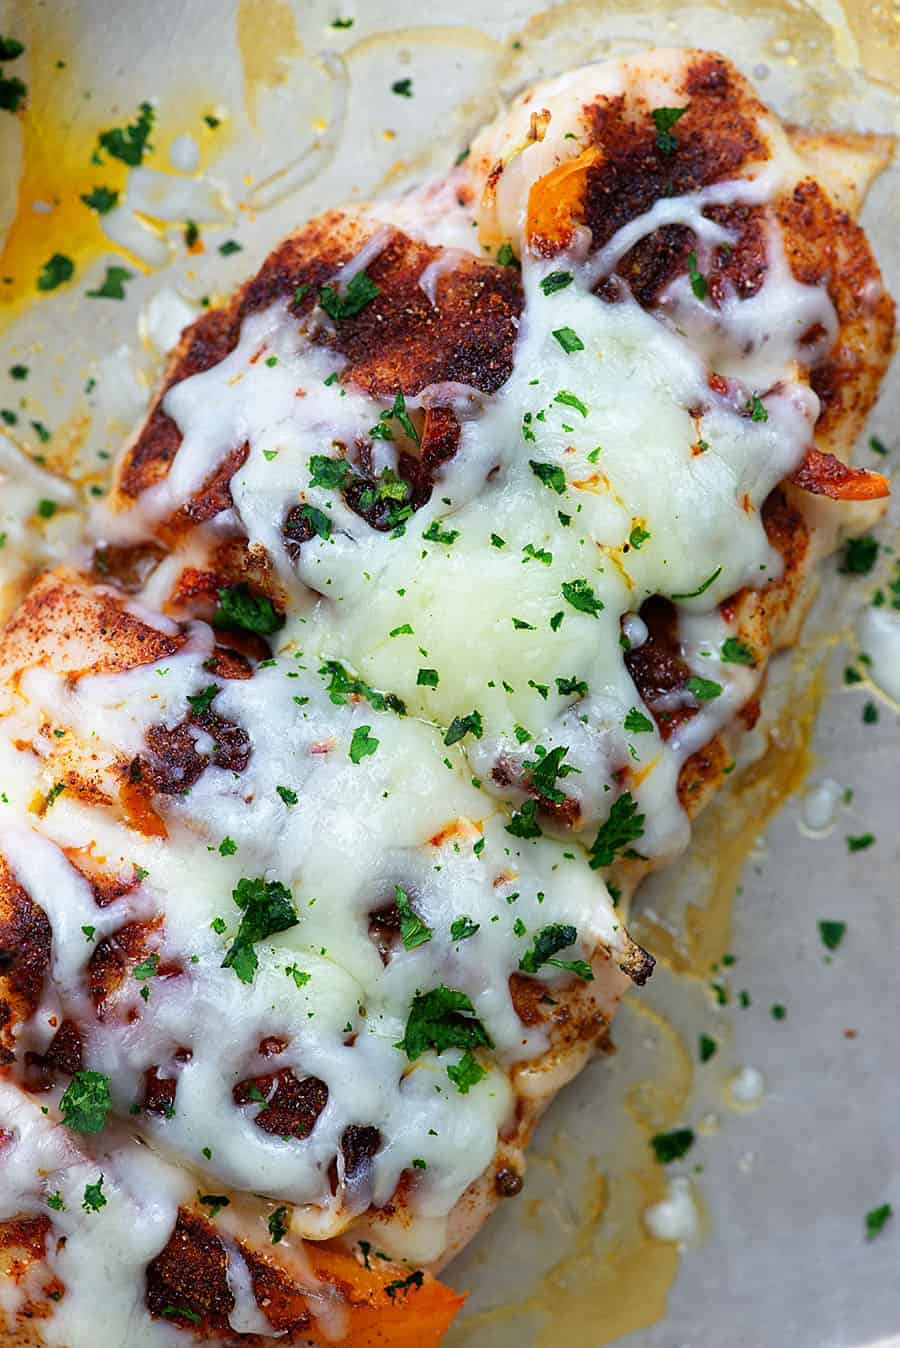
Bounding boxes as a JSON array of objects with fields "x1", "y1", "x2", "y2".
[{"x1": 0, "y1": 47, "x2": 851, "y2": 1345}]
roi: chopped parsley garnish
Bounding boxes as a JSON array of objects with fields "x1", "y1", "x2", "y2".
[
  {"x1": 349, "y1": 725, "x2": 379, "y2": 763},
  {"x1": 556, "y1": 675, "x2": 588, "y2": 698},
  {"x1": 539, "y1": 271, "x2": 573, "y2": 296},
  {"x1": 530, "y1": 459, "x2": 566, "y2": 494},
  {"x1": 650, "y1": 1128, "x2": 695, "y2": 1163},
  {"x1": 686, "y1": 675, "x2": 722, "y2": 701},
  {"x1": 59, "y1": 1071, "x2": 111, "y2": 1134},
  {"x1": 417, "y1": 667, "x2": 439, "y2": 687},
  {"x1": 161, "y1": 1307, "x2": 202, "y2": 1325},
  {"x1": 82, "y1": 925, "x2": 96, "y2": 942},
  {"x1": 519, "y1": 923, "x2": 592, "y2": 980},
  {"x1": 396, "y1": 985, "x2": 493, "y2": 1060},
  {"x1": 450, "y1": 916, "x2": 479, "y2": 942},
  {"x1": 818, "y1": 919, "x2": 846, "y2": 951},
  {"x1": 561, "y1": 578, "x2": 603, "y2": 617},
  {"x1": 522, "y1": 543, "x2": 552, "y2": 565},
  {"x1": 186, "y1": 684, "x2": 219, "y2": 716},
  {"x1": 82, "y1": 1176, "x2": 107, "y2": 1213},
  {"x1": 496, "y1": 242, "x2": 518, "y2": 267},
  {"x1": 651, "y1": 105, "x2": 687, "y2": 155},
  {"x1": 847, "y1": 833, "x2": 875, "y2": 852},
  {"x1": 213, "y1": 583, "x2": 284, "y2": 635},
  {"x1": 31, "y1": 420, "x2": 51, "y2": 442},
  {"x1": 319, "y1": 660, "x2": 406, "y2": 716},
  {"x1": 219, "y1": 837, "x2": 237, "y2": 856},
  {"x1": 552, "y1": 326, "x2": 584, "y2": 353},
  {"x1": 0, "y1": 71, "x2": 26, "y2": 113},
  {"x1": 318, "y1": 271, "x2": 380, "y2": 321},
  {"x1": 686, "y1": 250, "x2": 708, "y2": 300},
  {"x1": 512, "y1": 617, "x2": 536, "y2": 630},
  {"x1": 490, "y1": 533, "x2": 506, "y2": 549},
  {"x1": 47, "y1": 1191, "x2": 66, "y2": 1211},
  {"x1": 746, "y1": 393, "x2": 768, "y2": 423},
  {"x1": 385, "y1": 1271, "x2": 425, "y2": 1302},
  {"x1": 671, "y1": 566, "x2": 721, "y2": 601},
  {"x1": 391, "y1": 78, "x2": 413, "y2": 97},
  {"x1": 589, "y1": 791, "x2": 645, "y2": 869},
  {"x1": 869, "y1": 435, "x2": 889, "y2": 456},
  {"x1": 9, "y1": 364, "x2": 27, "y2": 380},
  {"x1": 524, "y1": 744, "x2": 577, "y2": 804},
  {"x1": 37, "y1": 253, "x2": 75, "y2": 291},
  {"x1": 447, "y1": 1050, "x2": 486, "y2": 1094},
  {"x1": 268, "y1": 1205, "x2": 291, "y2": 1243},
  {"x1": 276, "y1": 785, "x2": 298, "y2": 806},
  {"x1": 771, "y1": 1003, "x2": 787, "y2": 1021},
  {"x1": 80, "y1": 185, "x2": 119, "y2": 214},
  {"x1": 629, "y1": 524, "x2": 650, "y2": 550},
  {"x1": 221, "y1": 876, "x2": 298, "y2": 984},
  {"x1": 198, "y1": 1193, "x2": 230, "y2": 1218},
  {"x1": 390, "y1": 623, "x2": 413, "y2": 637},
  {"x1": 866, "y1": 1203, "x2": 893, "y2": 1240},
  {"x1": 133, "y1": 953, "x2": 159, "y2": 981},
  {"x1": 87, "y1": 265, "x2": 134, "y2": 300},
  {"x1": 422, "y1": 520, "x2": 460, "y2": 546},
  {"x1": 840, "y1": 536, "x2": 879, "y2": 575},
  {"x1": 332, "y1": 16, "x2": 354, "y2": 27},
  {"x1": 395, "y1": 885, "x2": 432, "y2": 949},
  {"x1": 95, "y1": 102, "x2": 155, "y2": 165},
  {"x1": 554, "y1": 389, "x2": 588, "y2": 418},
  {"x1": 308, "y1": 454, "x2": 351, "y2": 489},
  {"x1": 444, "y1": 710, "x2": 483, "y2": 746},
  {"x1": 219, "y1": 239, "x2": 243, "y2": 256},
  {"x1": 37, "y1": 498, "x2": 57, "y2": 518},
  {"x1": 624, "y1": 707, "x2": 654, "y2": 734},
  {"x1": 721, "y1": 637, "x2": 756, "y2": 666},
  {"x1": 0, "y1": 36, "x2": 25, "y2": 60},
  {"x1": 505, "y1": 799, "x2": 542, "y2": 839},
  {"x1": 863, "y1": 701, "x2": 879, "y2": 724},
  {"x1": 699, "y1": 1034, "x2": 717, "y2": 1063}
]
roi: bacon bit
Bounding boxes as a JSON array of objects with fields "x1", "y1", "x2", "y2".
[
  {"x1": 249, "y1": 346, "x2": 265, "y2": 365},
  {"x1": 428, "y1": 817, "x2": 480, "y2": 848},
  {"x1": 741, "y1": 492, "x2": 754, "y2": 513},
  {"x1": 47, "y1": 1017, "x2": 58, "y2": 1029},
  {"x1": 790, "y1": 448, "x2": 889, "y2": 501},
  {"x1": 624, "y1": 754, "x2": 661, "y2": 790},
  {"x1": 708, "y1": 372, "x2": 729, "y2": 396},
  {"x1": 310, "y1": 740, "x2": 335, "y2": 755},
  {"x1": 493, "y1": 868, "x2": 519, "y2": 889},
  {"x1": 295, "y1": 388, "x2": 307, "y2": 398},
  {"x1": 690, "y1": 441, "x2": 706, "y2": 457},
  {"x1": 119, "y1": 781, "x2": 168, "y2": 839}
]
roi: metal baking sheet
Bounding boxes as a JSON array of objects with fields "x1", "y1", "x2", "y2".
[{"x1": 1, "y1": 1, "x2": 898, "y2": 1344}]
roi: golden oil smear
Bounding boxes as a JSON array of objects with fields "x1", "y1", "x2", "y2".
[
  {"x1": 236, "y1": 0, "x2": 305, "y2": 123},
  {"x1": 634, "y1": 669, "x2": 823, "y2": 976}
]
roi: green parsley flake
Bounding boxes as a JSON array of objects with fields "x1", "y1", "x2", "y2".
[
  {"x1": 671, "y1": 566, "x2": 722, "y2": 601},
  {"x1": 552, "y1": 326, "x2": 584, "y2": 354},
  {"x1": 268, "y1": 1204, "x2": 291, "y2": 1243},
  {"x1": 186, "y1": 684, "x2": 219, "y2": 716},
  {"x1": 818, "y1": 919, "x2": 846, "y2": 951},
  {"x1": 746, "y1": 393, "x2": 768, "y2": 423},
  {"x1": 496, "y1": 242, "x2": 518, "y2": 267},
  {"x1": 840, "y1": 536, "x2": 879, "y2": 575},
  {"x1": 447, "y1": 1050, "x2": 486, "y2": 1094},
  {"x1": 554, "y1": 389, "x2": 588, "y2": 418},
  {"x1": 219, "y1": 239, "x2": 243, "y2": 256},
  {"x1": 444, "y1": 710, "x2": 483, "y2": 746},
  {"x1": 866, "y1": 1203, "x2": 893, "y2": 1240},
  {"x1": 699, "y1": 1034, "x2": 717, "y2": 1063},
  {"x1": 391, "y1": 78, "x2": 413, "y2": 97},
  {"x1": 721, "y1": 637, "x2": 756, "y2": 666},
  {"x1": 450, "y1": 915, "x2": 479, "y2": 941},
  {"x1": 95, "y1": 102, "x2": 155, "y2": 165},
  {"x1": 80, "y1": 186, "x2": 119, "y2": 214},
  {"x1": 539, "y1": 271, "x2": 573, "y2": 296},
  {"x1": 276, "y1": 785, "x2": 298, "y2": 806},
  {"x1": 37, "y1": 254, "x2": 75, "y2": 291},
  {"x1": 519, "y1": 923, "x2": 593, "y2": 980},
  {"x1": 530, "y1": 459, "x2": 566, "y2": 494},
  {"x1": 686, "y1": 249, "x2": 708, "y2": 300},
  {"x1": 59, "y1": 1071, "x2": 111, "y2": 1134},
  {"x1": 219, "y1": 837, "x2": 237, "y2": 856},
  {"x1": 847, "y1": 833, "x2": 875, "y2": 853},
  {"x1": 417, "y1": 668, "x2": 439, "y2": 687},
  {"x1": 396, "y1": 985, "x2": 493, "y2": 1061},
  {"x1": 561, "y1": 578, "x2": 603, "y2": 617},
  {"x1": 589, "y1": 791, "x2": 645, "y2": 869},
  {"x1": 686, "y1": 675, "x2": 722, "y2": 702},
  {"x1": 624, "y1": 707, "x2": 654, "y2": 734},
  {"x1": 395, "y1": 885, "x2": 432, "y2": 949},
  {"x1": 221, "y1": 877, "x2": 298, "y2": 984},
  {"x1": 651, "y1": 105, "x2": 687, "y2": 155},
  {"x1": 556, "y1": 675, "x2": 588, "y2": 698},
  {"x1": 651, "y1": 1128, "x2": 695, "y2": 1163},
  {"x1": 422, "y1": 520, "x2": 460, "y2": 546},
  {"x1": 82, "y1": 1176, "x2": 107, "y2": 1213},
  {"x1": 86, "y1": 266, "x2": 134, "y2": 300},
  {"x1": 213, "y1": 583, "x2": 283, "y2": 636},
  {"x1": 133, "y1": 953, "x2": 159, "y2": 981},
  {"x1": 505, "y1": 799, "x2": 542, "y2": 839},
  {"x1": 349, "y1": 725, "x2": 379, "y2": 763},
  {"x1": 318, "y1": 271, "x2": 380, "y2": 321}
]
